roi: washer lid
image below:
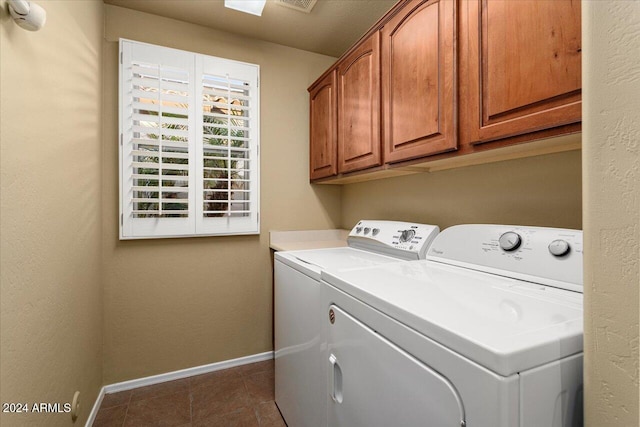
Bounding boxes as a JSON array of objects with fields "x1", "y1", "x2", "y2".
[
  {"x1": 322, "y1": 260, "x2": 583, "y2": 377},
  {"x1": 275, "y1": 247, "x2": 401, "y2": 280}
]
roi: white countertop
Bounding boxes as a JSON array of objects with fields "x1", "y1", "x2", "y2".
[{"x1": 269, "y1": 229, "x2": 349, "y2": 251}]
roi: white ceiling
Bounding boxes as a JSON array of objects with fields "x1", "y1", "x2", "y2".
[{"x1": 103, "y1": 0, "x2": 398, "y2": 58}]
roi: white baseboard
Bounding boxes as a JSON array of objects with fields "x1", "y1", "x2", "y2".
[
  {"x1": 85, "y1": 351, "x2": 274, "y2": 426},
  {"x1": 84, "y1": 386, "x2": 105, "y2": 427},
  {"x1": 104, "y1": 351, "x2": 273, "y2": 394}
]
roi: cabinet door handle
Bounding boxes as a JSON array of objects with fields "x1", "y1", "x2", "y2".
[{"x1": 329, "y1": 353, "x2": 343, "y2": 404}]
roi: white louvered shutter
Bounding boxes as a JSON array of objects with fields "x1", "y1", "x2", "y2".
[
  {"x1": 120, "y1": 41, "x2": 197, "y2": 238},
  {"x1": 119, "y1": 40, "x2": 259, "y2": 239},
  {"x1": 196, "y1": 56, "x2": 260, "y2": 235}
]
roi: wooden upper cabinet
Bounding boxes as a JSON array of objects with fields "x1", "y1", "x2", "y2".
[
  {"x1": 308, "y1": 0, "x2": 582, "y2": 182},
  {"x1": 382, "y1": 0, "x2": 457, "y2": 163},
  {"x1": 309, "y1": 70, "x2": 338, "y2": 180},
  {"x1": 337, "y1": 34, "x2": 382, "y2": 174},
  {"x1": 460, "y1": 0, "x2": 582, "y2": 145}
]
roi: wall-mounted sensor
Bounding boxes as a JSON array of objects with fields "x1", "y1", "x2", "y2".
[{"x1": 8, "y1": 0, "x2": 46, "y2": 31}]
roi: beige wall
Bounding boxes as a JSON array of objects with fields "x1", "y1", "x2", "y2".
[
  {"x1": 0, "y1": 1, "x2": 104, "y2": 426},
  {"x1": 583, "y1": 2, "x2": 640, "y2": 426},
  {"x1": 102, "y1": 5, "x2": 341, "y2": 383},
  {"x1": 341, "y1": 150, "x2": 582, "y2": 231}
]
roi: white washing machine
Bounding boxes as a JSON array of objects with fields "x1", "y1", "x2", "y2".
[
  {"x1": 322, "y1": 224, "x2": 584, "y2": 427},
  {"x1": 274, "y1": 220, "x2": 440, "y2": 427}
]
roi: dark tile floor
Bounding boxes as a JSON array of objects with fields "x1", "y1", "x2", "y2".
[{"x1": 93, "y1": 359, "x2": 286, "y2": 427}]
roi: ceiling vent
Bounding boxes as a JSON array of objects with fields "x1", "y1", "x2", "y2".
[{"x1": 275, "y1": 0, "x2": 318, "y2": 13}]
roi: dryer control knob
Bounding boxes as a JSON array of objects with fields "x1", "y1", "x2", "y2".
[
  {"x1": 548, "y1": 239, "x2": 570, "y2": 257},
  {"x1": 399, "y1": 229, "x2": 416, "y2": 243},
  {"x1": 499, "y1": 231, "x2": 522, "y2": 251}
]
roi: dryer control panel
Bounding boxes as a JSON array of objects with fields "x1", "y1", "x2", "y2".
[
  {"x1": 347, "y1": 220, "x2": 440, "y2": 260},
  {"x1": 426, "y1": 224, "x2": 583, "y2": 292}
]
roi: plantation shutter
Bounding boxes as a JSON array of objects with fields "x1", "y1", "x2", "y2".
[
  {"x1": 119, "y1": 39, "x2": 260, "y2": 239},
  {"x1": 120, "y1": 41, "x2": 197, "y2": 238},
  {"x1": 196, "y1": 56, "x2": 260, "y2": 234}
]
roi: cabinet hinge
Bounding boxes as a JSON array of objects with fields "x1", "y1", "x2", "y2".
[
  {"x1": 120, "y1": 51, "x2": 123, "y2": 64},
  {"x1": 120, "y1": 134, "x2": 123, "y2": 146},
  {"x1": 120, "y1": 214, "x2": 123, "y2": 226}
]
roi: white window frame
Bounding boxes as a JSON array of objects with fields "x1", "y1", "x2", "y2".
[{"x1": 119, "y1": 39, "x2": 260, "y2": 239}]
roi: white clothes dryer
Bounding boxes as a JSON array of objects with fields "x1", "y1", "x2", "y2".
[
  {"x1": 322, "y1": 224, "x2": 584, "y2": 427},
  {"x1": 274, "y1": 220, "x2": 440, "y2": 427}
]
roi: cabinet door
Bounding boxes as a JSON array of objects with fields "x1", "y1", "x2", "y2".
[
  {"x1": 461, "y1": 0, "x2": 581, "y2": 145},
  {"x1": 309, "y1": 70, "x2": 338, "y2": 180},
  {"x1": 337, "y1": 35, "x2": 381, "y2": 174},
  {"x1": 382, "y1": 0, "x2": 457, "y2": 163}
]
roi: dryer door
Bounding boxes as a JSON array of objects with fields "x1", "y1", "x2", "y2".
[{"x1": 327, "y1": 305, "x2": 465, "y2": 427}]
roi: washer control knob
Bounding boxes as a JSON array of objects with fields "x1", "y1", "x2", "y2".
[
  {"x1": 363, "y1": 227, "x2": 371, "y2": 235},
  {"x1": 548, "y1": 239, "x2": 570, "y2": 257},
  {"x1": 372, "y1": 228, "x2": 380, "y2": 236},
  {"x1": 499, "y1": 231, "x2": 522, "y2": 251},
  {"x1": 399, "y1": 229, "x2": 416, "y2": 243},
  {"x1": 355, "y1": 227, "x2": 363, "y2": 234}
]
